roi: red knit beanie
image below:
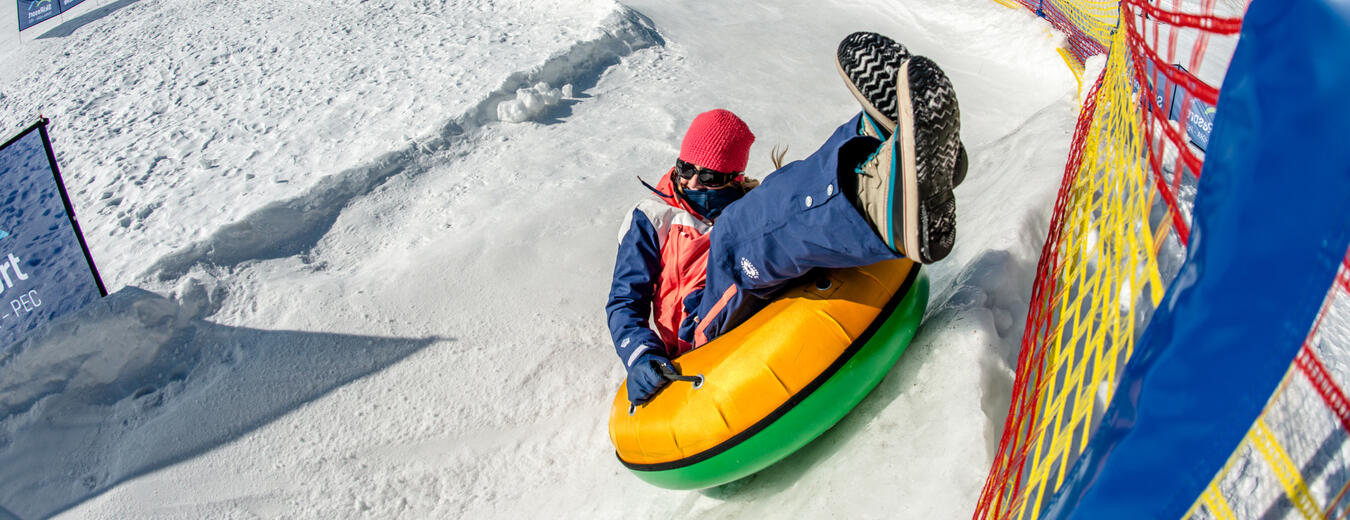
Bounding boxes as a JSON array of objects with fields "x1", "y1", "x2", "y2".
[{"x1": 679, "y1": 109, "x2": 755, "y2": 174}]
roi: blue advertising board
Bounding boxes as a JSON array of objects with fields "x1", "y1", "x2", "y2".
[
  {"x1": 1145, "y1": 61, "x2": 1218, "y2": 151},
  {"x1": 0, "y1": 119, "x2": 105, "y2": 348},
  {"x1": 16, "y1": 0, "x2": 84, "y2": 31},
  {"x1": 16, "y1": 0, "x2": 60, "y2": 31}
]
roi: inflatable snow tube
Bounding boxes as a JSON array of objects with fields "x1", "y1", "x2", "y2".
[{"x1": 608, "y1": 258, "x2": 928, "y2": 489}]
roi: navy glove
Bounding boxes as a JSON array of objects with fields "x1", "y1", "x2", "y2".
[{"x1": 627, "y1": 352, "x2": 675, "y2": 406}]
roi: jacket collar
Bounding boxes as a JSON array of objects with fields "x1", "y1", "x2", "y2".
[{"x1": 641, "y1": 168, "x2": 710, "y2": 222}]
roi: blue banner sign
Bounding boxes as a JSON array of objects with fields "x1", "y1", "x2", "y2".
[
  {"x1": 1145, "y1": 62, "x2": 1217, "y2": 151},
  {"x1": 0, "y1": 120, "x2": 105, "y2": 348},
  {"x1": 16, "y1": 0, "x2": 83, "y2": 31},
  {"x1": 1144, "y1": 62, "x2": 1220, "y2": 151},
  {"x1": 1172, "y1": 89, "x2": 1216, "y2": 150},
  {"x1": 16, "y1": 0, "x2": 58, "y2": 31}
]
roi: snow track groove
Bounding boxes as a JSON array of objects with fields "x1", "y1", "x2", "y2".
[{"x1": 142, "y1": 7, "x2": 662, "y2": 282}]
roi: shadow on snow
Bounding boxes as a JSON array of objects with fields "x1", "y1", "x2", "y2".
[{"x1": 0, "y1": 287, "x2": 443, "y2": 519}]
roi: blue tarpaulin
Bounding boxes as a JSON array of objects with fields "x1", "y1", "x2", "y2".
[
  {"x1": 1043, "y1": 0, "x2": 1350, "y2": 518},
  {"x1": 0, "y1": 119, "x2": 105, "y2": 349}
]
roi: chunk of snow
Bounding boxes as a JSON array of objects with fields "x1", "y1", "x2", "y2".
[{"x1": 497, "y1": 82, "x2": 563, "y2": 123}]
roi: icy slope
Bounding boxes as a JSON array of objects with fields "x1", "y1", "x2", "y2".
[{"x1": 0, "y1": 0, "x2": 1080, "y2": 517}]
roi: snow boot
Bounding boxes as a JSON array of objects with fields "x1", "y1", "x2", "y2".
[
  {"x1": 836, "y1": 31, "x2": 910, "y2": 137},
  {"x1": 859, "y1": 112, "x2": 965, "y2": 188},
  {"x1": 847, "y1": 55, "x2": 963, "y2": 264},
  {"x1": 838, "y1": 32, "x2": 968, "y2": 190}
]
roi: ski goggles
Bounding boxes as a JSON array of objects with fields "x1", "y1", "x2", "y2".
[{"x1": 675, "y1": 159, "x2": 740, "y2": 188}]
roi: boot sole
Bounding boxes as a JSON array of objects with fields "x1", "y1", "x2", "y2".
[
  {"x1": 834, "y1": 32, "x2": 908, "y2": 134},
  {"x1": 893, "y1": 59, "x2": 923, "y2": 261},
  {"x1": 901, "y1": 57, "x2": 961, "y2": 263},
  {"x1": 837, "y1": 58, "x2": 897, "y2": 134}
]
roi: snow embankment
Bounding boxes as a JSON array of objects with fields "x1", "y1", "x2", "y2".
[
  {"x1": 0, "y1": 0, "x2": 654, "y2": 289},
  {"x1": 0, "y1": 1, "x2": 661, "y2": 518},
  {"x1": 141, "y1": 6, "x2": 661, "y2": 282}
]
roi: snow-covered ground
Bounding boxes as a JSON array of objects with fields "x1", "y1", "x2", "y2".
[{"x1": 0, "y1": 0, "x2": 1081, "y2": 517}]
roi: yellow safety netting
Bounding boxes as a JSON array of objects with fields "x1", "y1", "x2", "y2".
[
  {"x1": 972, "y1": 0, "x2": 1263, "y2": 515},
  {"x1": 974, "y1": 20, "x2": 1174, "y2": 519}
]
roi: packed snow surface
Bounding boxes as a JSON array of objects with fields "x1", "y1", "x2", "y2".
[{"x1": 0, "y1": 0, "x2": 1081, "y2": 517}]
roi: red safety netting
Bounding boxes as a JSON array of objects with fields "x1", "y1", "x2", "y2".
[{"x1": 1123, "y1": 0, "x2": 1242, "y2": 244}]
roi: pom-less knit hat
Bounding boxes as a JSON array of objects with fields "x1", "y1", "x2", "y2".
[{"x1": 679, "y1": 109, "x2": 755, "y2": 174}]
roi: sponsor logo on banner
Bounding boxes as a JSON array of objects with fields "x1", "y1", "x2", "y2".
[
  {"x1": 1165, "y1": 71, "x2": 1217, "y2": 152},
  {"x1": 26, "y1": 0, "x2": 53, "y2": 17},
  {"x1": 1186, "y1": 104, "x2": 1216, "y2": 151}
]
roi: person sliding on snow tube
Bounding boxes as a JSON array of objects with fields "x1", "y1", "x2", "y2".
[
  {"x1": 606, "y1": 107, "x2": 758, "y2": 407},
  {"x1": 607, "y1": 31, "x2": 969, "y2": 407}
]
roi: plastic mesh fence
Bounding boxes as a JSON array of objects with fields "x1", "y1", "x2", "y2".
[{"x1": 972, "y1": 0, "x2": 1245, "y2": 518}]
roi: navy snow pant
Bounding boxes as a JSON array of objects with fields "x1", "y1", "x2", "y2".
[{"x1": 680, "y1": 113, "x2": 904, "y2": 346}]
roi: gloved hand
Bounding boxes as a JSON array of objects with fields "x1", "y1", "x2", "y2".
[{"x1": 627, "y1": 352, "x2": 675, "y2": 406}]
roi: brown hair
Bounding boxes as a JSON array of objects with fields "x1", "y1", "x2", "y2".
[{"x1": 771, "y1": 144, "x2": 789, "y2": 170}]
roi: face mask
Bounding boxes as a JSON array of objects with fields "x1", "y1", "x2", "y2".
[{"x1": 682, "y1": 187, "x2": 742, "y2": 220}]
